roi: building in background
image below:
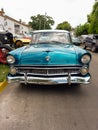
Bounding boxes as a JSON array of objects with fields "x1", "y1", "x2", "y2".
[{"x1": 0, "y1": 8, "x2": 32, "y2": 36}]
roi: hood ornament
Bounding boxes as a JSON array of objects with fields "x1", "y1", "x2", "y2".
[{"x1": 45, "y1": 56, "x2": 50, "y2": 61}]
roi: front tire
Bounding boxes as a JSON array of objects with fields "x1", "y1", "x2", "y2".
[{"x1": 14, "y1": 40, "x2": 23, "y2": 48}]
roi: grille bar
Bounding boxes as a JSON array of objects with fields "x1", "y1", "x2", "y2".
[{"x1": 16, "y1": 66, "x2": 81, "y2": 76}]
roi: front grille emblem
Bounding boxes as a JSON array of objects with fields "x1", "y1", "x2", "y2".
[{"x1": 45, "y1": 56, "x2": 50, "y2": 61}]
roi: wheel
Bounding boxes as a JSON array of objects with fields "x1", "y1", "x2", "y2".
[
  {"x1": 0, "y1": 45, "x2": 12, "y2": 64},
  {"x1": 91, "y1": 46, "x2": 96, "y2": 52},
  {"x1": 15, "y1": 40, "x2": 23, "y2": 48}
]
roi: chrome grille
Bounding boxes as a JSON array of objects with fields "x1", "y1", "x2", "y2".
[{"x1": 16, "y1": 66, "x2": 81, "y2": 76}]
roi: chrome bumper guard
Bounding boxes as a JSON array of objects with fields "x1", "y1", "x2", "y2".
[{"x1": 7, "y1": 73, "x2": 91, "y2": 85}]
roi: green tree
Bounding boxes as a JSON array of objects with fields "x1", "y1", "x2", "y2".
[
  {"x1": 75, "y1": 23, "x2": 89, "y2": 36},
  {"x1": 56, "y1": 21, "x2": 71, "y2": 31},
  {"x1": 75, "y1": 1, "x2": 98, "y2": 36},
  {"x1": 29, "y1": 14, "x2": 55, "y2": 30},
  {"x1": 88, "y1": 1, "x2": 98, "y2": 33}
]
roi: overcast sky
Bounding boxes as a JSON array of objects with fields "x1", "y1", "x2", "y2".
[{"x1": 0, "y1": 0, "x2": 95, "y2": 28}]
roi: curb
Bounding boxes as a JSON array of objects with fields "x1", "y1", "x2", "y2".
[{"x1": 0, "y1": 80, "x2": 8, "y2": 93}]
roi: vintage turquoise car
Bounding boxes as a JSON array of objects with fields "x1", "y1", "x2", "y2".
[{"x1": 6, "y1": 30, "x2": 91, "y2": 85}]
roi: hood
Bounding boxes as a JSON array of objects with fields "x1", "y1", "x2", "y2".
[{"x1": 9, "y1": 44, "x2": 87, "y2": 66}]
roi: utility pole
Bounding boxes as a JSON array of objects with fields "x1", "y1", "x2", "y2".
[{"x1": 44, "y1": 12, "x2": 47, "y2": 29}]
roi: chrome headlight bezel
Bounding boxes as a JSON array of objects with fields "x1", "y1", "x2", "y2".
[
  {"x1": 81, "y1": 54, "x2": 91, "y2": 64},
  {"x1": 6, "y1": 55, "x2": 15, "y2": 64}
]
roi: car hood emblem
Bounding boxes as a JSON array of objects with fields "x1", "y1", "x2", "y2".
[{"x1": 45, "y1": 56, "x2": 50, "y2": 61}]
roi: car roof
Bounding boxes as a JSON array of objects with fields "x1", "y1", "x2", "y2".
[{"x1": 31, "y1": 29, "x2": 70, "y2": 34}]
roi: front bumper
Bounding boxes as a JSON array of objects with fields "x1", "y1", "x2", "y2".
[{"x1": 7, "y1": 73, "x2": 91, "y2": 85}]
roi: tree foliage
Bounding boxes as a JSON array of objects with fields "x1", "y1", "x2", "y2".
[
  {"x1": 88, "y1": 1, "x2": 98, "y2": 33},
  {"x1": 75, "y1": 23, "x2": 89, "y2": 36},
  {"x1": 56, "y1": 21, "x2": 71, "y2": 31},
  {"x1": 75, "y1": 1, "x2": 98, "y2": 36},
  {"x1": 29, "y1": 14, "x2": 55, "y2": 30}
]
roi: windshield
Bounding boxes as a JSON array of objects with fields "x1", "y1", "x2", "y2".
[{"x1": 31, "y1": 32, "x2": 71, "y2": 44}]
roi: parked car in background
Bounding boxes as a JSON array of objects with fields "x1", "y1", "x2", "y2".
[
  {"x1": 7, "y1": 30, "x2": 91, "y2": 85},
  {"x1": 72, "y1": 37, "x2": 82, "y2": 46},
  {"x1": 0, "y1": 24, "x2": 13, "y2": 64},
  {"x1": 82, "y1": 34, "x2": 98, "y2": 52},
  {"x1": 13, "y1": 33, "x2": 31, "y2": 48},
  {"x1": 0, "y1": 24, "x2": 13, "y2": 47}
]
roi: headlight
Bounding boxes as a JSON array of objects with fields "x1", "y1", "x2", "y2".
[
  {"x1": 4, "y1": 36, "x2": 8, "y2": 40},
  {"x1": 1, "y1": 48, "x2": 7, "y2": 53},
  {"x1": 10, "y1": 67, "x2": 17, "y2": 75},
  {"x1": 81, "y1": 54, "x2": 91, "y2": 64},
  {"x1": 6, "y1": 55, "x2": 15, "y2": 64},
  {"x1": 80, "y1": 66, "x2": 89, "y2": 75}
]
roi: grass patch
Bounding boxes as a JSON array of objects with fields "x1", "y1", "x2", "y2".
[{"x1": 0, "y1": 64, "x2": 9, "y2": 82}]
